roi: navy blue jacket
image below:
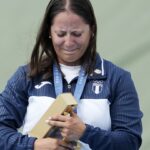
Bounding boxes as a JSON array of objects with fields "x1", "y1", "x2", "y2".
[{"x1": 0, "y1": 54, "x2": 142, "y2": 150}]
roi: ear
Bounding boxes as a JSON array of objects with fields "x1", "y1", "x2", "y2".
[
  {"x1": 91, "y1": 25, "x2": 95, "y2": 38},
  {"x1": 91, "y1": 32, "x2": 94, "y2": 38},
  {"x1": 49, "y1": 28, "x2": 52, "y2": 39}
]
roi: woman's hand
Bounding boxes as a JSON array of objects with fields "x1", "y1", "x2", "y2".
[
  {"x1": 45, "y1": 112, "x2": 86, "y2": 141},
  {"x1": 34, "y1": 137, "x2": 74, "y2": 150}
]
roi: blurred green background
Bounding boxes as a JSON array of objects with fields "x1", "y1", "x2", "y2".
[{"x1": 0, "y1": 0, "x2": 150, "y2": 149}]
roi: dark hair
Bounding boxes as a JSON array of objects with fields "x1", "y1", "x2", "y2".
[{"x1": 29, "y1": 0, "x2": 97, "y2": 79}]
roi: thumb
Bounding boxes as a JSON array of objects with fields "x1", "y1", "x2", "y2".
[{"x1": 71, "y1": 111, "x2": 77, "y2": 117}]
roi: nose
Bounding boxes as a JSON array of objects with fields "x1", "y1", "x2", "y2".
[{"x1": 64, "y1": 34, "x2": 74, "y2": 48}]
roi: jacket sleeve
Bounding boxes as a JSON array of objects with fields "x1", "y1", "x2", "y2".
[
  {"x1": 0, "y1": 66, "x2": 36, "y2": 150},
  {"x1": 80, "y1": 71, "x2": 143, "y2": 150}
]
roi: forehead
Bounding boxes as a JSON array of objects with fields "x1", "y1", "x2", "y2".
[{"x1": 51, "y1": 11, "x2": 89, "y2": 29}]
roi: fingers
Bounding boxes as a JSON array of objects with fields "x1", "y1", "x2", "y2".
[
  {"x1": 60, "y1": 128, "x2": 70, "y2": 139},
  {"x1": 45, "y1": 114, "x2": 84, "y2": 142},
  {"x1": 45, "y1": 115, "x2": 72, "y2": 128},
  {"x1": 46, "y1": 120, "x2": 66, "y2": 128},
  {"x1": 34, "y1": 138, "x2": 74, "y2": 150},
  {"x1": 47, "y1": 114, "x2": 71, "y2": 122},
  {"x1": 58, "y1": 139, "x2": 75, "y2": 150},
  {"x1": 70, "y1": 111, "x2": 77, "y2": 117}
]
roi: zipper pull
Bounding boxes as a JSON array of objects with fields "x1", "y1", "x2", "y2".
[{"x1": 67, "y1": 84, "x2": 71, "y2": 92}]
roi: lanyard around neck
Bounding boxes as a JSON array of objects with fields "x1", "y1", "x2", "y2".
[{"x1": 53, "y1": 63, "x2": 87, "y2": 103}]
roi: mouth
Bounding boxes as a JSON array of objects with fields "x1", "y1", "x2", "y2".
[
  {"x1": 63, "y1": 48, "x2": 79, "y2": 53},
  {"x1": 63, "y1": 48, "x2": 78, "y2": 51}
]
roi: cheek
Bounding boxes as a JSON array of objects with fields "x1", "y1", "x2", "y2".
[
  {"x1": 52, "y1": 37, "x2": 63, "y2": 48},
  {"x1": 81, "y1": 32, "x2": 91, "y2": 44},
  {"x1": 78, "y1": 37, "x2": 90, "y2": 49}
]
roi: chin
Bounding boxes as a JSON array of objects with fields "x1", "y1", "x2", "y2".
[{"x1": 63, "y1": 59, "x2": 80, "y2": 66}]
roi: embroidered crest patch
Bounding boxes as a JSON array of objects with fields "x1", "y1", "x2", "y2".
[{"x1": 92, "y1": 81, "x2": 103, "y2": 94}]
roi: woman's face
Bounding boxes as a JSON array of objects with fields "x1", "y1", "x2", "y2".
[{"x1": 50, "y1": 11, "x2": 91, "y2": 66}]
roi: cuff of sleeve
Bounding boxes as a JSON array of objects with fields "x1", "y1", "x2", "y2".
[
  {"x1": 28, "y1": 137, "x2": 37, "y2": 150},
  {"x1": 79, "y1": 124, "x2": 94, "y2": 143}
]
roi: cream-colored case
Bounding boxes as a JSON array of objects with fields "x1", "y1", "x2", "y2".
[{"x1": 28, "y1": 93, "x2": 77, "y2": 139}]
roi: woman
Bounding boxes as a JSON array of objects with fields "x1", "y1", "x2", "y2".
[{"x1": 0, "y1": 0, "x2": 142, "y2": 150}]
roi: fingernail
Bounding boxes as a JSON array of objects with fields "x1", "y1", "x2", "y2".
[
  {"x1": 45, "y1": 120, "x2": 49, "y2": 123},
  {"x1": 48, "y1": 116, "x2": 52, "y2": 120}
]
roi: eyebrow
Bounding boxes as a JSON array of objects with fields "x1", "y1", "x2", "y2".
[{"x1": 54, "y1": 29, "x2": 84, "y2": 33}]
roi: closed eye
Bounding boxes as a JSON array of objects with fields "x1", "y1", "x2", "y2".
[
  {"x1": 57, "y1": 31, "x2": 66, "y2": 37},
  {"x1": 55, "y1": 31, "x2": 82, "y2": 37},
  {"x1": 71, "y1": 32, "x2": 82, "y2": 37}
]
